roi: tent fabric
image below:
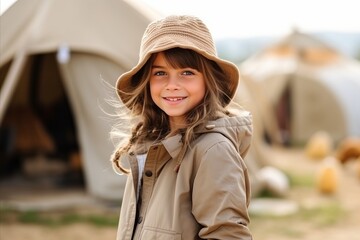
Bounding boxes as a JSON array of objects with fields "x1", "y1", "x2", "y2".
[
  {"x1": 316, "y1": 62, "x2": 360, "y2": 136},
  {"x1": 0, "y1": 0, "x2": 158, "y2": 200},
  {"x1": 240, "y1": 30, "x2": 360, "y2": 144},
  {"x1": 0, "y1": 0, "x2": 158, "y2": 67},
  {"x1": 59, "y1": 53, "x2": 128, "y2": 199},
  {"x1": 289, "y1": 72, "x2": 347, "y2": 142}
]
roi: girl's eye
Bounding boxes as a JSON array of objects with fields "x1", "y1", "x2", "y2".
[
  {"x1": 154, "y1": 71, "x2": 166, "y2": 76},
  {"x1": 182, "y1": 70, "x2": 194, "y2": 76}
]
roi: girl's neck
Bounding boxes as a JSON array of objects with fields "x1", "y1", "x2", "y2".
[{"x1": 169, "y1": 116, "x2": 186, "y2": 132}]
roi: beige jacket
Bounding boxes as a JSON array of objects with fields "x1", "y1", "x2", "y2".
[{"x1": 115, "y1": 113, "x2": 253, "y2": 240}]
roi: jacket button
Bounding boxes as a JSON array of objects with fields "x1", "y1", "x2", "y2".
[
  {"x1": 137, "y1": 216, "x2": 143, "y2": 224},
  {"x1": 205, "y1": 124, "x2": 215, "y2": 130},
  {"x1": 145, "y1": 170, "x2": 153, "y2": 177}
]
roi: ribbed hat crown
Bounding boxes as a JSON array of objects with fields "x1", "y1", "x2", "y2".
[{"x1": 140, "y1": 15, "x2": 216, "y2": 58}]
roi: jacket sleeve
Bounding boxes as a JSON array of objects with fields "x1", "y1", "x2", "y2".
[{"x1": 192, "y1": 139, "x2": 253, "y2": 240}]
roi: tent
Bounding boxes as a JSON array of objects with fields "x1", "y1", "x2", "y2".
[
  {"x1": 240, "y1": 30, "x2": 360, "y2": 145},
  {"x1": 0, "y1": 0, "x2": 158, "y2": 200}
]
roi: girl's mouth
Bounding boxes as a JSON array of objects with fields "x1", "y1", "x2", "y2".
[{"x1": 163, "y1": 97, "x2": 186, "y2": 102}]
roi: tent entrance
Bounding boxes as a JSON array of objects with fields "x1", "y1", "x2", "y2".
[
  {"x1": 0, "y1": 53, "x2": 84, "y2": 188},
  {"x1": 274, "y1": 78, "x2": 292, "y2": 146}
]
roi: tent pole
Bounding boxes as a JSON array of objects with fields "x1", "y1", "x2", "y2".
[{"x1": 0, "y1": 50, "x2": 27, "y2": 124}]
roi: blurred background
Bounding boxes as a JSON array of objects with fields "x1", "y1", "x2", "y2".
[{"x1": 1, "y1": 0, "x2": 359, "y2": 239}]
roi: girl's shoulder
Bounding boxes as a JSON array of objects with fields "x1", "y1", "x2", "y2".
[{"x1": 193, "y1": 131, "x2": 235, "y2": 153}]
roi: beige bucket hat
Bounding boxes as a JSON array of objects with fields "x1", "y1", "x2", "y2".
[{"x1": 116, "y1": 15, "x2": 240, "y2": 108}]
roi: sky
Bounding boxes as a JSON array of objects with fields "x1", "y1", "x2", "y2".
[
  {"x1": 140, "y1": 0, "x2": 360, "y2": 40},
  {"x1": 1, "y1": 0, "x2": 360, "y2": 40}
]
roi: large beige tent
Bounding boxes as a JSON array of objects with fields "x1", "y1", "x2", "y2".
[
  {"x1": 0, "y1": 0, "x2": 158, "y2": 200},
  {"x1": 240, "y1": 30, "x2": 360, "y2": 145}
]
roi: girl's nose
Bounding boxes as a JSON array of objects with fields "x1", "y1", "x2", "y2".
[{"x1": 165, "y1": 74, "x2": 180, "y2": 90}]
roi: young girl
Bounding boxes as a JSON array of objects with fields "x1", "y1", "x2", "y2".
[{"x1": 111, "y1": 15, "x2": 253, "y2": 239}]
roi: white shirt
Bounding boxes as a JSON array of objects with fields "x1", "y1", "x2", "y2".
[{"x1": 136, "y1": 154, "x2": 147, "y2": 199}]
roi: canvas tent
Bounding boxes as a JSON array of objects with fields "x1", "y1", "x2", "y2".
[
  {"x1": 240, "y1": 30, "x2": 360, "y2": 145},
  {"x1": 0, "y1": 0, "x2": 158, "y2": 200}
]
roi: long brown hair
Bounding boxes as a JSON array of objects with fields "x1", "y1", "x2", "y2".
[{"x1": 112, "y1": 48, "x2": 234, "y2": 174}]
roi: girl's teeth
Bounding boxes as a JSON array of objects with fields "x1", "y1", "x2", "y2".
[{"x1": 167, "y1": 98, "x2": 182, "y2": 101}]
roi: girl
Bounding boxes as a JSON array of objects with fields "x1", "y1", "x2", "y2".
[{"x1": 111, "y1": 15, "x2": 253, "y2": 239}]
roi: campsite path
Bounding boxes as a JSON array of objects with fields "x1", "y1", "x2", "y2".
[{"x1": 1, "y1": 147, "x2": 360, "y2": 240}]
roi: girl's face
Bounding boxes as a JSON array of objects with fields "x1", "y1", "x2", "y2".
[{"x1": 150, "y1": 52, "x2": 206, "y2": 130}]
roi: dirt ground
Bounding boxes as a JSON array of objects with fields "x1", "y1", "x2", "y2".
[{"x1": 1, "y1": 146, "x2": 360, "y2": 240}]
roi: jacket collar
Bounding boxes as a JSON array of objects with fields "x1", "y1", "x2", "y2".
[{"x1": 161, "y1": 134, "x2": 183, "y2": 159}]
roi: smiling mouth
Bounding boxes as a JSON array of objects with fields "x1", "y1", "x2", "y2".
[{"x1": 163, "y1": 97, "x2": 186, "y2": 101}]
